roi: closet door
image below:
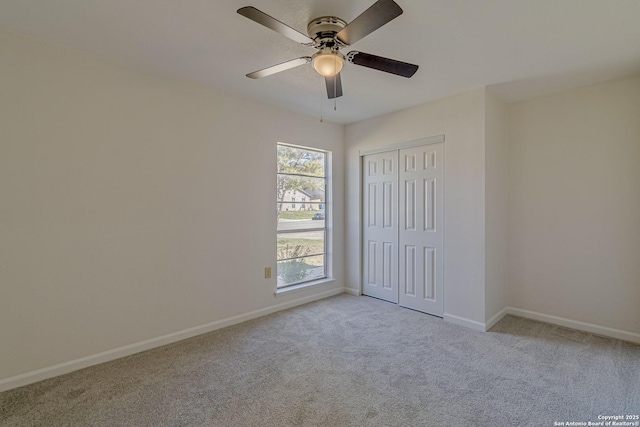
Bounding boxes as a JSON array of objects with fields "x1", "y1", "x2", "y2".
[
  {"x1": 362, "y1": 151, "x2": 398, "y2": 303},
  {"x1": 398, "y1": 143, "x2": 444, "y2": 316}
]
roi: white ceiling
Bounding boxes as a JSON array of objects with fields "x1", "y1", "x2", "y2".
[{"x1": 1, "y1": 0, "x2": 640, "y2": 124}]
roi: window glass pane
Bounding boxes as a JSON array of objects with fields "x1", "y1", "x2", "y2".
[
  {"x1": 277, "y1": 231, "x2": 325, "y2": 260},
  {"x1": 276, "y1": 143, "x2": 328, "y2": 289},
  {"x1": 277, "y1": 255, "x2": 325, "y2": 288},
  {"x1": 277, "y1": 145, "x2": 325, "y2": 177},
  {"x1": 277, "y1": 175, "x2": 325, "y2": 203},
  {"x1": 277, "y1": 210, "x2": 324, "y2": 231}
]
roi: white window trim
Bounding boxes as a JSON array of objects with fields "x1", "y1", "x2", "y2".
[
  {"x1": 276, "y1": 142, "x2": 331, "y2": 291},
  {"x1": 274, "y1": 278, "x2": 335, "y2": 297}
]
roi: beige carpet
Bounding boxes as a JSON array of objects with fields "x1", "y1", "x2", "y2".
[{"x1": 1, "y1": 294, "x2": 639, "y2": 426}]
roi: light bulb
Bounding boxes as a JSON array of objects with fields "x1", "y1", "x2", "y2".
[{"x1": 312, "y1": 51, "x2": 344, "y2": 77}]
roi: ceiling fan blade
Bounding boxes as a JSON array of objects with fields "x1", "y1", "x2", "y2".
[
  {"x1": 237, "y1": 7, "x2": 314, "y2": 45},
  {"x1": 347, "y1": 51, "x2": 418, "y2": 78},
  {"x1": 325, "y1": 74, "x2": 343, "y2": 99},
  {"x1": 246, "y1": 57, "x2": 311, "y2": 79},
  {"x1": 336, "y1": 0, "x2": 403, "y2": 46}
]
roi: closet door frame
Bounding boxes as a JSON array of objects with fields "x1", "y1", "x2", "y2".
[{"x1": 359, "y1": 134, "x2": 445, "y2": 312}]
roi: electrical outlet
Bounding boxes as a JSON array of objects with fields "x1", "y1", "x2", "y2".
[{"x1": 264, "y1": 267, "x2": 271, "y2": 279}]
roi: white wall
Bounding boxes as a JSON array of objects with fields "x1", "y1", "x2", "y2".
[
  {"x1": 508, "y1": 74, "x2": 640, "y2": 334},
  {"x1": 0, "y1": 30, "x2": 344, "y2": 384},
  {"x1": 345, "y1": 88, "x2": 487, "y2": 325},
  {"x1": 484, "y1": 90, "x2": 508, "y2": 322}
]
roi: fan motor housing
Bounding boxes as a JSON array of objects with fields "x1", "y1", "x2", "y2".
[{"x1": 307, "y1": 16, "x2": 347, "y2": 41}]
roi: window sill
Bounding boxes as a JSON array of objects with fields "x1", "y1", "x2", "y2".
[{"x1": 274, "y1": 278, "x2": 335, "y2": 297}]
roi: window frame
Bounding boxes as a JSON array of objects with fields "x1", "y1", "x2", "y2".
[{"x1": 276, "y1": 143, "x2": 329, "y2": 289}]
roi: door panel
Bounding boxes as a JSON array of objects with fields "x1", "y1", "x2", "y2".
[
  {"x1": 424, "y1": 247, "x2": 435, "y2": 300},
  {"x1": 404, "y1": 245, "x2": 416, "y2": 296},
  {"x1": 362, "y1": 152, "x2": 398, "y2": 303},
  {"x1": 398, "y1": 143, "x2": 444, "y2": 316}
]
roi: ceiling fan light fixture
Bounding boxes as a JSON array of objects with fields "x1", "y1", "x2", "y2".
[
  {"x1": 312, "y1": 50, "x2": 345, "y2": 77},
  {"x1": 238, "y1": 1, "x2": 419, "y2": 99}
]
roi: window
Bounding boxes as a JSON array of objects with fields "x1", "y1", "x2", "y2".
[{"x1": 277, "y1": 144, "x2": 328, "y2": 288}]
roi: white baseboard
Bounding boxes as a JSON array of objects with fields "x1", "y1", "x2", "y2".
[
  {"x1": 444, "y1": 306, "x2": 640, "y2": 343},
  {"x1": 443, "y1": 312, "x2": 486, "y2": 332},
  {"x1": 6, "y1": 291, "x2": 634, "y2": 393},
  {"x1": 484, "y1": 307, "x2": 509, "y2": 331},
  {"x1": 506, "y1": 307, "x2": 640, "y2": 344},
  {"x1": 0, "y1": 287, "x2": 344, "y2": 393}
]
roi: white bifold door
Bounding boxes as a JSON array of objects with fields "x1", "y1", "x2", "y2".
[
  {"x1": 362, "y1": 143, "x2": 444, "y2": 317},
  {"x1": 362, "y1": 151, "x2": 399, "y2": 303}
]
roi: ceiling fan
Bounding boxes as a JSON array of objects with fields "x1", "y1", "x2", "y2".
[{"x1": 237, "y1": 0, "x2": 419, "y2": 99}]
